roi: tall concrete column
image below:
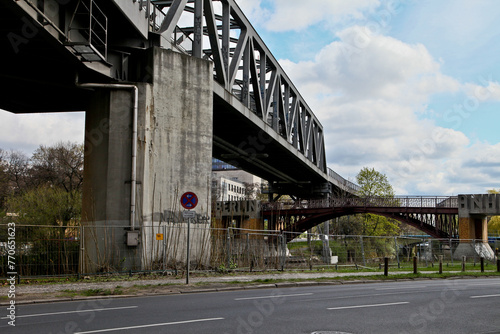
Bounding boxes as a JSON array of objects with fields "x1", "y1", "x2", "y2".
[
  {"x1": 81, "y1": 48, "x2": 213, "y2": 272},
  {"x1": 138, "y1": 48, "x2": 213, "y2": 269},
  {"x1": 82, "y1": 85, "x2": 148, "y2": 273}
]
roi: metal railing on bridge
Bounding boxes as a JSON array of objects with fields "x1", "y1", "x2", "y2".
[
  {"x1": 262, "y1": 196, "x2": 459, "y2": 211},
  {"x1": 327, "y1": 168, "x2": 361, "y2": 194}
]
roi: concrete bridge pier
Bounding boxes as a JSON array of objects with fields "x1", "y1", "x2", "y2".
[
  {"x1": 81, "y1": 48, "x2": 213, "y2": 273},
  {"x1": 455, "y1": 194, "x2": 498, "y2": 261},
  {"x1": 456, "y1": 215, "x2": 494, "y2": 260}
]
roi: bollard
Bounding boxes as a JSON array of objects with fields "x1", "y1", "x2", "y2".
[
  {"x1": 462, "y1": 256, "x2": 466, "y2": 272},
  {"x1": 413, "y1": 256, "x2": 418, "y2": 274},
  {"x1": 497, "y1": 259, "x2": 500, "y2": 273},
  {"x1": 439, "y1": 255, "x2": 443, "y2": 274},
  {"x1": 480, "y1": 257, "x2": 484, "y2": 273},
  {"x1": 384, "y1": 257, "x2": 389, "y2": 276}
]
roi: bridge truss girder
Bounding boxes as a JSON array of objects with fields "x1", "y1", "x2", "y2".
[
  {"x1": 150, "y1": 0, "x2": 327, "y2": 173},
  {"x1": 1, "y1": 0, "x2": 357, "y2": 198}
]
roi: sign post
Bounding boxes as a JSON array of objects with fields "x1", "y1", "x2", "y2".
[{"x1": 180, "y1": 192, "x2": 198, "y2": 284}]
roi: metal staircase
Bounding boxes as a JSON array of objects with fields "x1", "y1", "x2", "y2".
[{"x1": 66, "y1": 0, "x2": 108, "y2": 62}]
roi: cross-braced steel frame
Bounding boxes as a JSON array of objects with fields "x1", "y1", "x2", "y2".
[{"x1": 147, "y1": 0, "x2": 327, "y2": 173}]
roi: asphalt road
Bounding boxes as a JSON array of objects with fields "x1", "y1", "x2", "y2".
[{"x1": 2, "y1": 278, "x2": 500, "y2": 334}]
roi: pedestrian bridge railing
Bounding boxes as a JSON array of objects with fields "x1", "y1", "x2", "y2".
[{"x1": 262, "y1": 196, "x2": 459, "y2": 211}]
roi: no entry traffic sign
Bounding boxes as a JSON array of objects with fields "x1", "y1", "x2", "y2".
[{"x1": 180, "y1": 192, "x2": 198, "y2": 210}]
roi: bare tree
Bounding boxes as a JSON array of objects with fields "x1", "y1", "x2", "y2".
[
  {"x1": 30, "y1": 142, "x2": 84, "y2": 193},
  {"x1": 243, "y1": 182, "x2": 261, "y2": 200},
  {"x1": 0, "y1": 149, "x2": 9, "y2": 210},
  {"x1": 5, "y1": 150, "x2": 30, "y2": 195}
]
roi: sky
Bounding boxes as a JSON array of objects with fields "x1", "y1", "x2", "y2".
[
  {"x1": 1, "y1": 0, "x2": 499, "y2": 196},
  {"x1": 235, "y1": 0, "x2": 500, "y2": 195}
]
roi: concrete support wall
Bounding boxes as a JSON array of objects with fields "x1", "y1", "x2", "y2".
[
  {"x1": 456, "y1": 194, "x2": 498, "y2": 260},
  {"x1": 138, "y1": 48, "x2": 213, "y2": 269},
  {"x1": 82, "y1": 87, "x2": 143, "y2": 272},
  {"x1": 81, "y1": 48, "x2": 213, "y2": 272},
  {"x1": 213, "y1": 200, "x2": 263, "y2": 242},
  {"x1": 458, "y1": 216, "x2": 487, "y2": 242}
]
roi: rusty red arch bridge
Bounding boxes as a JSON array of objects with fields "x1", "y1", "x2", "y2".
[{"x1": 262, "y1": 196, "x2": 459, "y2": 241}]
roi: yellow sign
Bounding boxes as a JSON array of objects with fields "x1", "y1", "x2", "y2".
[{"x1": 156, "y1": 233, "x2": 164, "y2": 241}]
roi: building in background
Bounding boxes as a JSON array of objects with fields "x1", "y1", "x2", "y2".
[{"x1": 212, "y1": 158, "x2": 263, "y2": 201}]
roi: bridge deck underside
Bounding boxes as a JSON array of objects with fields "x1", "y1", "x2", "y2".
[
  {"x1": 0, "y1": 1, "x2": 119, "y2": 113},
  {"x1": 212, "y1": 91, "x2": 330, "y2": 195},
  {"x1": 262, "y1": 207, "x2": 459, "y2": 240}
]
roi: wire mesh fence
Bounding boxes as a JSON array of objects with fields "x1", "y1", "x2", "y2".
[
  {"x1": 0, "y1": 224, "x2": 80, "y2": 277},
  {"x1": 0, "y1": 223, "x2": 498, "y2": 278}
]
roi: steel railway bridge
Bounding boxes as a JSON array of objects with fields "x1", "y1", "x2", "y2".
[
  {"x1": 0, "y1": 0, "x2": 359, "y2": 198},
  {"x1": 0, "y1": 1, "x2": 492, "y2": 252},
  {"x1": 263, "y1": 197, "x2": 459, "y2": 240}
]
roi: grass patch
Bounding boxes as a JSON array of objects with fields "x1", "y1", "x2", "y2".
[
  {"x1": 220, "y1": 271, "x2": 500, "y2": 286},
  {"x1": 67, "y1": 288, "x2": 126, "y2": 297}
]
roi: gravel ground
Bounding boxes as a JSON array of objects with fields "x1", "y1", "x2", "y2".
[
  {"x1": 0, "y1": 271, "x2": 396, "y2": 303},
  {"x1": 2, "y1": 270, "x2": 490, "y2": 304},
  {"x1": 2, "y1": 271, "x2": 389, "y2": 292}
]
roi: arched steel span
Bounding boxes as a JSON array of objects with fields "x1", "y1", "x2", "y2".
[{"x1": 262, "y1": 197, "x2": 459, "y2": 241}]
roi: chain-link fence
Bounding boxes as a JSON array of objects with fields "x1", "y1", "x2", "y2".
[{"x1": 1, "y1": 223, "x2": 498, "y2": 277}]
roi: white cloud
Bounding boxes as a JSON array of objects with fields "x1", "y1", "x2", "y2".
[
  {"x1": 0, "y1": 110, "x2": 85, "y2": 154},
  {"x1": 464, "y1": 81, "x2": 500, "y2": 102},
  {"x1": 278, "y1": 26, "x2": 494, "y2": 194},
  {"x1": 282, "y1": 26, "x2": 461, "y2": 106},
  {"x1": 236, "y1": 0, "x2": 380, "y2": 32}
]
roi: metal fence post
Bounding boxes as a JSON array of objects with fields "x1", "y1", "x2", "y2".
[
  {"x1": 384, "y1": 257, "x2": 389, "y2": 276},
  {"x1": 439, "y1": 255, "x2": 443, "y2": 274},
  {"x1": 413, "y1": 256, "x2": 418, "y2": 274},
  {"x1": 226, "y1": 227, "x2": 231, "y2": 270},
  {"x1": 280, "y1": 232, "x2": 285, "y2": 271},
  {"x1": 394, "y1": 236, "x2": 400, "y2": 268},
  {"x1": 473, "y1": 239, "x2": 476, "y2": 266},
  {"x1": 360, "y1": 236, "x2": 366, "y2": 267},
  {"x1": 425, "y1": 238, "x2": 430, "y2": 268},
  {"x1": 246, "y1": 232, "x2": 250, "y2": 268},
  {"x1": 449, "y1": 239, "x2": 453, "y2": 265},
  {"x1": 163, "y1": 224, "x2": 166, "y2": 271},
  {"x1": 80, "y1": 225, "x2": 84, "y2": 276},
  {"x1": 480, "y1": 257, "x2": 484, "y2": 273}
]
